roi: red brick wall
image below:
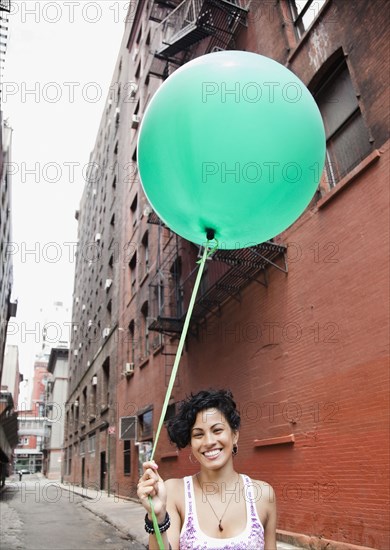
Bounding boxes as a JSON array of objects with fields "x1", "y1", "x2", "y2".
[{"x1": 154, "y1": 144, "x2": 390, "y2": 549}]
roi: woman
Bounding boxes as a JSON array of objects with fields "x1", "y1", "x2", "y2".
[{"x1": 137, "y1": 389, "x2": 277, "y2": 549}]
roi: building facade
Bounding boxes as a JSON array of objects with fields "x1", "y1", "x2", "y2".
[
  {"x1": 1, "y1": 344, "x2": 22, "y2": 408},
  {"x1": 43, "y1": 347, "x2": 69, "y2": 479},
  {"x1": 15, "y1": 409, "x2": 45, "y2": 473},
  {"x1": 64, "y1": 1, "x2": 389, "y2": 548}
]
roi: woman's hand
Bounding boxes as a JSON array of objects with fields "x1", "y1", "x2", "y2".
[{"x1": 137, "y1": 461, "x2": 167, "y2": 521}]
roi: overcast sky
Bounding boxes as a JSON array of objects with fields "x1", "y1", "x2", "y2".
[{"x1": 3, "y1": 1, "x2": 127, "y2": 383}]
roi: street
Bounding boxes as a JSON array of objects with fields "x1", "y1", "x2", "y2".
[{"x1": 0, "y1": 475, "x2": 145, "y2": 550}]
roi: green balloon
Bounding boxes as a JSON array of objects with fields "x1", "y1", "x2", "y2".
[{"x1": 138, "y1": 51, "x2": 325, "y2": 249}]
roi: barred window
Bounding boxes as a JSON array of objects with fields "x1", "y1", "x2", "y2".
[
  {"x1": 314, "y1": 59, "x2": 372, "y2": 188},
  {"x1": 124, "y1": 440, "x2": 131, "y2": 475}
]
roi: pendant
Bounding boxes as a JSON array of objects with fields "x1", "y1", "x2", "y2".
[{"x1": 218, "y1": 521, "x2": 223, "y2": 532}]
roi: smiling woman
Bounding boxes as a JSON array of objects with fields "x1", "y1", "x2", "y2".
[{"x1": 137, "y1": 389, "x2": 277, "y2": 550}]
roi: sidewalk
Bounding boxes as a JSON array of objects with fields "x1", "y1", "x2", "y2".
[{"x1": 58, "y1": 481, "x2": 302, "y2": 549}]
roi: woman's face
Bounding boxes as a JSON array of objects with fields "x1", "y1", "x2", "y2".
[{"x1": 190, "y1": 407, "x2": 238, "y2": 469}]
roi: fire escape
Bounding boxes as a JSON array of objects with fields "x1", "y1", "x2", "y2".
[
  {"x1": 148, "y1": 213, "x2": 287, "y2": 342},
  {"x1": 145, "y1": 0, "x2": 285, "y2": 382},
  {"x1": 148, "y1": 0, "x2": 251, "y2": 79}
]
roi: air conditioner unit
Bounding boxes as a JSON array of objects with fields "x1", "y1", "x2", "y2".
[
  {"x1": 82, "y1": 304, "x2": 86, "y2": 311},
  {"x1": 129, "y1": 83, "x2": 138, "y2": 98},
  {"x1": 124, "y1": 362, "x2": 135, "y2": 376},
  {"x1": 74, "y1": 400, "x2": 79, "y2": 407},
  {"x1": 95, "y1": 233, "x2": 101, "y2": 242},
  {"x1": 119, "y1": 416, "x2": 137, "y2": 440},
  {"x1": 115, "y1": 107, "x2": 120, "y2": 115},
  {"x1": 74, "y1": 350, "x2": 78, "y2": 356},
  {"x1": 92, "y1": 375, "x2": 97, "y2": 386},
  {"x1": 102, "y1": 327, "x2": 110, "y2": 338},
  {"x1": 88, "y1": 320, "x2": 93, "y2": 328},
  {"x1": 75, "y1": 297, "x2": 79, "y2": 303},
  {"x1": 131, "y1": 114, "x2": 140, "y2": 129},
  {"x1": 105, "y1": 278, "x2": 112, "y2": 291}
]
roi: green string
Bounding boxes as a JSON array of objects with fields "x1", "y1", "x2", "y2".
[{"x1": 148, "y1": 239, "x2": 217, "y2": 549}]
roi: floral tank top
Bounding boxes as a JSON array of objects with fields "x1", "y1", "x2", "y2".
[{"x1": 179, "y1": 474, "x2": 265, "y2": 549}]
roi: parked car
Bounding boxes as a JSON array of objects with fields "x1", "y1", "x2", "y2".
[{"x1": 19, "y1": 469, "x2": 31, "y2": 475}]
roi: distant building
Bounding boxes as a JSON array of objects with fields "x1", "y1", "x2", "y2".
[
  {"x1": 0, "y1": 115, "x2": 17, "y2": 383},
  {"x1": 64, "y1": 1, "x2": 389, "y2": 548},
  {"x1": 43, "y1": 348, "x2": 69, "y2": 479},
  {"x1": 1, "y1": 345, "x2": 22, "y2": 408},
  {"x1": 0, "y1": 1, "x2": 10, "y2": 88},
  {"x1": 14, "y1": 359, "x2": 51, "y2": 473},
  {"x1": 14, "y1": 409, "x2": 45, "y2": 473},
  {"x1": 0, "y1": 345, "x2": 22, "y2": 481}
]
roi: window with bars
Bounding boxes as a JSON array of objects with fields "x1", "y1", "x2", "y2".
[
  {"x1": 124, "y1": 440, "x2": 131, "y2": 474},
  {"x1": 314, "y1": 58, "x2": 372, "y2": 188}
]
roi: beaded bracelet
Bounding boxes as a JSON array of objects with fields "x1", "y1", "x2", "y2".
[{"x1": 144, "y1": 512, "x2": 171, "y2": 535}]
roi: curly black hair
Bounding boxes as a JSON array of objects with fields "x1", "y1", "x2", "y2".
[{"x1": 167, "y1": 389, "x2": 241, "y2": 449}]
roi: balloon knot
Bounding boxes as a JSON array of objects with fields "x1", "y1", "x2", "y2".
[{"x1": 206, "y1": 228, "x2": 215, "y2": 240}]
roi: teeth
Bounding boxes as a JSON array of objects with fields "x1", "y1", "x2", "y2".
[{"x1": 204, "y1": 450, "x2": 221, "y2": 457}]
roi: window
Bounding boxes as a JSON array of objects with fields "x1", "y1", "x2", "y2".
[
  {"x1": 88, "y1": 433, "x2": 96, "y2": 453},
  {"x1": 140, "y1": 231, "x2": 149, "y2": 280},
  {"x1": 289, "y1": 0, "x2": 326, "y2": 38},
  {"x1": 141, "y1": 301, "x2": 149, "y2": 359},
  {"x1": 129, "y1": 320, "x2": 135, "y2": 363},
  {"x1": 124, "y1": 440, "x2": 131, "y2": 474},
  {"x1": 101, "y1": 357, "x2": 110, "y2": 410},
  {"x1": 130, "y1": 194, "x2": 138, "y2": 226},
  {"x1": 314, "y1": 58, "x2": 372, "y2": 187},
  {"x1": 138, "y1": 409, "x2": 153, "y2": 441},
  {"x1": 129, "y1": 252, "x2": 137, "y2": 291},
  {"x1": 164, "y1": 403, "x2": 176, "y2": 424}
]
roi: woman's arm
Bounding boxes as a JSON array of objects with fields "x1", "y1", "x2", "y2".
[{"x1": 137, "y1": 462, "x2": 182, "y2": 550}]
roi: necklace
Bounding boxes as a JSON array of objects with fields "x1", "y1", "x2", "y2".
[{"x1": 196, "y1": 473, "x2": 240, "y2": 532}]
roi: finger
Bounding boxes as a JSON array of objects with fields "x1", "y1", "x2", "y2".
[
  {"x1": 142, "y1": 460, "x2": 159, "y2": 473},
  {"x1": 138, "y1": 485, "x2": 157, "y2": 499}
]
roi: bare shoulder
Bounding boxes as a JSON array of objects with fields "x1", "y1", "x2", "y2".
[
  {"x1": 165, "y1": 478, "x2": 184, "y2": 492},
  {"x1": 247, "y1": 477, "x2": 276, "y2": 518},
  {"x1": 165, "y1": 478, "x2": 185, "y2": 510}
]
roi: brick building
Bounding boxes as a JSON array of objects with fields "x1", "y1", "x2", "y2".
[{"x1": 64, "y1": 1, "x2": 389, "y2": 548}]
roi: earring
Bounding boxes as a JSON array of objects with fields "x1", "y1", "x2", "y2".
[
  {"x1": 189, "y1": 451, "x2": 198, "y2": 464},
  {"x1": 232, "y1": 444, "x2": 238, "y2": 456}
]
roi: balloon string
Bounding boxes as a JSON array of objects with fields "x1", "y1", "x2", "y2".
[{"x1": 148, "y1": 238, "x2": 218, "y2": 550}]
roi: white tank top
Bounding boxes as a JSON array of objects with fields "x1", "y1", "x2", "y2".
[{"x1": 179, "y1": 474, "x2": 265, "y2": 549}]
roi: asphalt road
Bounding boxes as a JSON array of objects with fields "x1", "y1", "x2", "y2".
[{"x1": 0, "y1": 475, "x2": 145, "y2": 550}]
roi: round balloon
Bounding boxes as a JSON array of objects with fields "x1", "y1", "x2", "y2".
[{"x1": 137, "y1": 50, "x2": 325, "y2": 249}]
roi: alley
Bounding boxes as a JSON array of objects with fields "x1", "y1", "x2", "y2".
[{"x1": 0, "y1": 475, "x2": 145, "y2": 550}]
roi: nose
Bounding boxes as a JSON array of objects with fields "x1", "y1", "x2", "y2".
[{"x1": 203, "y1": 431, "x2": 216, "y2": 446}]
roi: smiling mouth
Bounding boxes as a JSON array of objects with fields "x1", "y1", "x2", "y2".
[{"x1": 203, "y1": 449, "x2": 222, "y2": 459}]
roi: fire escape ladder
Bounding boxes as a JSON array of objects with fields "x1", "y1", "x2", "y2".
[
  {"x1": 148, "y1": 214, "x2": 184, "y2": 335},
  {"x1": 148, "y1": 0, "x2": 250, "y2": 78},
  {"x1": 148, "y1": 212, "x2": 287, "y2": 336},
  {"x1": 162, "y1": 337, "x2": 182, "y2": 387}
]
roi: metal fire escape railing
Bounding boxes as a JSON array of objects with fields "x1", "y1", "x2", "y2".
[
  {"x1": 0, "y1": 1, "x2": 11, "y2": 13},
  {"x1": 148, "y1": 0, "x2": 250, "y2": 79},
  {"x1": 147, "y1": 214, "x2": 287, "y2": 335}
]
